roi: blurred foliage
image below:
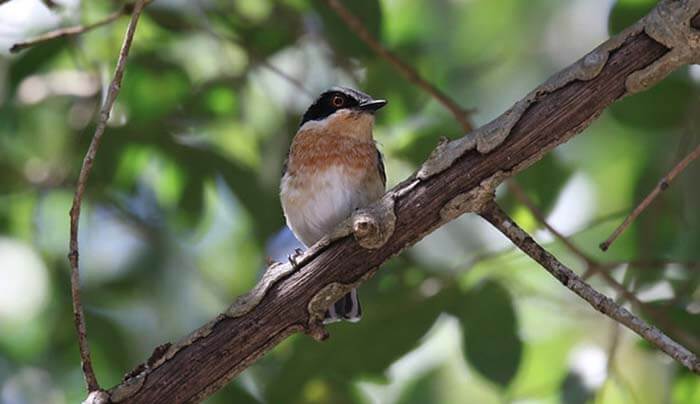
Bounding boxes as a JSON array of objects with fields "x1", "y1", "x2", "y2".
[{"x1": 0, "y1": 0, "x2": 698, "y2": 403}]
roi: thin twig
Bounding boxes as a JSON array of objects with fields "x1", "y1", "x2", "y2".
[
  {"x1": 67, "y1": 0, "x2": 147, "y2": 392},
  {"x1": 508, "y1": 179, "x2": 700, "y2": 352},
  {"x1": 594, "y1": 265, "x2": 700, "y2": 352},
  {"x1": 508, "y1": 178, "x2": 609, "y2": 280},
  {"x1": 322, "y1": 0, "x2": 474, "y2": 132},
  {"x1": 480, "y1": 202, "x2": 700, "y2": 373},
  {"x1": 9, "y1": 3, "x2": 133, "y2": 53},
  {"x1": 600, "y1": 144, "x2": 700, "y2": 251},
  {"x1": 257, "y1": 59, "x2": 314, "y2": 98},
  {"x1": 508, "y1": 179, "x2": 593, "y2": 264}
]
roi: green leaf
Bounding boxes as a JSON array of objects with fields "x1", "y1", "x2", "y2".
[
  {"x1": 645, "y1": 299, "x2": 700, "y2": 341},
  {"x1": 208, "y1": 380, "x2": 263, "y2": 404},
  {"x1": 395, "y1": 368, "x2": 443, "y2": 404},
  {"x1": 389, "y1": 120, "x2": 455, "y2": 167},
  {"x1": 363, "y1": 47, "x2": 432, "y2": 120},
  {"x1": 672, "y1": 370, "x2": 700, "y2": 404},
  {"x1": 608, "y1": 0, "x2": 657, "y2": 35},
  {"x1": 608, "y1": 71, "x2": 695, "y2": 130},
  {"x1": 118, "y1": 59, "x2": 191, "y2": 121},
  {"x1": 504, "y1": 154, "x2": 573, "y2": 215},
  {"x1": 451, "y1": 279, "x2": 522, "y2": 388},
  {"x1": 146, "y1": 6, "x2": 198, "y2": 32}
]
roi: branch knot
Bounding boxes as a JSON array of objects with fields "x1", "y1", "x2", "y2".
[
  {"x1": 351, "y1": 196, "x2": 396, "y2": 249},
  {"x1": 627, "y1": 0, "x2": 700, "y2": 92},
  {"x1": 440, "y1": 171, "x2": 506, "y2": 220}
]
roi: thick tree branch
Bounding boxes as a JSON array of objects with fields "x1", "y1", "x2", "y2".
[
  {"x1": 68, "y1": 0, "x2": 146, "y2": 394},
  {"x1": 322, "y1": 0, "x2": 475, "y2": 132},
  {"x1": 479, "y1": 202, "x2": 699, "y2": 373},
  {"x1": 100, "y1": 1, "x2": 700, "y2": 402},
  {"x1": 600, "y1": 143, "x2": 700, "y2": 251}
]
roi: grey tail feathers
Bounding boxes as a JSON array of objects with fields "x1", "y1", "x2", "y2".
[{"x1": 324, "y1": 288, "x2": 362, "y2": 324}]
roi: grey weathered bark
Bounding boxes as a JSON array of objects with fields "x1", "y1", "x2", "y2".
[{"x1": 102, "y1": 1, "x2": 700, "y2": 402}]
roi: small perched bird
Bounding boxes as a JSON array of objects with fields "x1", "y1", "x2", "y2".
[{"x1": 280, "y1": 86, "x2": 387, "y2": 323}]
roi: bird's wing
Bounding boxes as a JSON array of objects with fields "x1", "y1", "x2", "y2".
[{"x1": 376, "y1": 148, "x2": 386, "y2": 188}]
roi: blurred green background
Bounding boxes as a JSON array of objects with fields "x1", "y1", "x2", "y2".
[{"x1": 0, "y1": 0, "x2": 699, "y2": 403}]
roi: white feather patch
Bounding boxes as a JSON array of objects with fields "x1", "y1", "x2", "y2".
[{"x1": 281, "y1": 165, "x2": 377, "y2": 246}]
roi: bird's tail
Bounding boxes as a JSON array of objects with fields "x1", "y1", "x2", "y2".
[{"x1": 324, "y1": 288, "x2": 362, "y2": 324}]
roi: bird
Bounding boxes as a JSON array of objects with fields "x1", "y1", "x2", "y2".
[{"x1": 280, "y1": 86, "x2": 387, "y2": 324}]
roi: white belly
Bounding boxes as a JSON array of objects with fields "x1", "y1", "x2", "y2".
[{"x1": 281, "y1": 165, "x2": 376, "y2": 247}]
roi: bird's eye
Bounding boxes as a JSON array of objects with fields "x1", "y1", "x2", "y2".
[{"x1": 331, "y1": 95, "x2": 345, "y2": 108}]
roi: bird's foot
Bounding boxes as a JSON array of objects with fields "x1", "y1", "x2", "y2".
[{"x1": 287, "y1": 248, "x2": 304, "y2": 268}]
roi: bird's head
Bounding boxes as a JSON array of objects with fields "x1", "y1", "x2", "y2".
[{"x1": 298, "y1": 87, "x2": 387, "y2": 140}]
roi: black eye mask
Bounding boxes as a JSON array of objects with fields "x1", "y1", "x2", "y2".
[{"x1": 299, "y1": 87, "x2": 374, "y2": 127}]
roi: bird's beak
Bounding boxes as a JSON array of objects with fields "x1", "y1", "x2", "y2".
[{"x1": 358, "y1": 99, "x2": 387, "y2": 112}]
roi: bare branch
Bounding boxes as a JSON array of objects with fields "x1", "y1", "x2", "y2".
[
  {"x1": 600, "y1": 144, "x2": 700, "y2": 251},
  {"x1": 480, "y1": 202, "x2": 700, "y2": 373},
  {"x1": 9, "y1": 3, "x2": 134, "y2": 53},
  {"x1": 594, "y1": 263, "x2": 700, "y2": 352},
  {"x1": 508, "y1": 179, "x2": 700, "y2": 350},
  {"x1": 508, "y1": 179, "x2": 593, "y2": 264},
  {"x1": 322, "y1": 0, "x2": 474, "y2": 132},
  {"x1": 67, "y1": 0, "x2": 147, "y2": 393}
]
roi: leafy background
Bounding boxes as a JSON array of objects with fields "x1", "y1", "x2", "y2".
[{"x1": 0, "y1": 0, "x2": 699, "y2": 403}]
